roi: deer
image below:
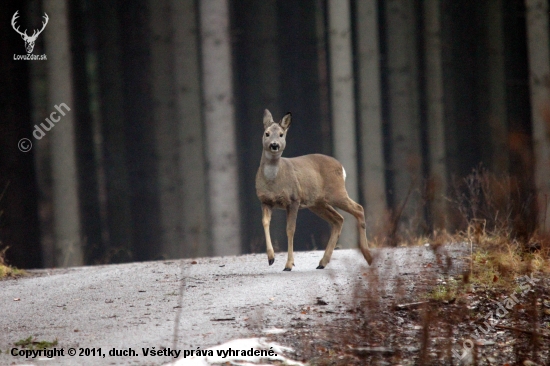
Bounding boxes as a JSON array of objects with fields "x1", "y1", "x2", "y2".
[
  {"x1": 256, "y1": 109, "x2": 374, "y2": 271},
  {"x1": 12, "y1": 11, "x2": 49, "y2": 54}
]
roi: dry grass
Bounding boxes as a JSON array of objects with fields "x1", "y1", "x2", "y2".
[
  {"x1": 294, "y1": 168, "x2": 550, "y2": 365},
  {"x1": 0, "y1": 246, "x2": 26, "y2": 279}
]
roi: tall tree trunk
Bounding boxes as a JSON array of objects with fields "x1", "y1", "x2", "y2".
[
  {"x1": 235, "y1": 0, "x2": 285, "y2": 254},
  {"x1": 384, "y1": 0, "x2": 423, "y2": 240},
  {"x1": 171, "y1": 0, "x2": 210, "y2": 258},
  {"x1": 276, "y1": 0, "x2": 330, "y2": 252},
  {"x1": 478, "y1": 0, "x2": 508, "y2": 173},
  {"x1": 355, "y1": 0, "x2": 388, "y2": 232},
  {"x1": 94, "y1": 0, "x2": 133, "y2": 263},
  {"x1": 69, "y1": 0, "x2": 104, "y2": 263},
  {"x1": 328, "y1": 0, "x2": 358, "y2": 249},
  {"x1": 0, "y1": 1, "x2": 41, "y2": 268},
  {"x1": 200, "y1": 0, "x2": 242, "y2": 255},
  {"x1": 43, "y1": 0, "x2": 83, "y2": 266},
  {"x1": 423, "y1": 0, "x2": 447, "y2": 230},
  {"x1": 525, "y1": 0, "x2": 550, "y2": 231},
  {"x1": 119, "y1": 1, "x2": 160, "y2": 262},
  {"x1": 315, "y1": 0, "x2": 332, "y2": 156},
  {"x1": 150, "y1": 0, "x2": 182, "y2": 259}
]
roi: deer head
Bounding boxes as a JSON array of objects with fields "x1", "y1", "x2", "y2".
[
  {"x1": 12, "y1": 11, "x2": 49, "y2": 54},
  {"x1": 262, "y1": 109, "x2": 292, "y2": 159}
]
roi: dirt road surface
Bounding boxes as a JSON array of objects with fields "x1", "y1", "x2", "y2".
[{"x1": 0, "y1": 245, "x2": 468, "y2": 365}]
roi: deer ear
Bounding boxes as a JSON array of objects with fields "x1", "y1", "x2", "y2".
[
  {"x1": 280, "y1": 112, "x2": 292, "y2": 130},
  {"x1": 263, "y1": 109, "x2": 274, "y2": 129}
]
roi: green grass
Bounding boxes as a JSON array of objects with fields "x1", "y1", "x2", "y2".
[{"x1": 14, "y1": 336, "x2": 58, "y2": 350}]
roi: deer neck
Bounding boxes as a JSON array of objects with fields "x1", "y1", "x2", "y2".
[{"x1": 261, "y1": 150, "x2": 282, "y2": 181}]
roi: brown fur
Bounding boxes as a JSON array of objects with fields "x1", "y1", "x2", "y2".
[{"x1": 256, "y1": 109, "x2": 373, "y2": 270}]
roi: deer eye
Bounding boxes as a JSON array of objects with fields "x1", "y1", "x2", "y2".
[
  {"x1": 265, "y1": 132, "x2": 270, "y2": 137},
  {"x1": 279, "y1": 133, "x2": 283, "y2": 137}
]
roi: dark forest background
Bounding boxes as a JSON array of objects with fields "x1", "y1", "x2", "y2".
[{"x1": 1, "y1": 0, "x2": 549, "y2": 269}]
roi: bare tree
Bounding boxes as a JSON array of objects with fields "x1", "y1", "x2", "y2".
[
  {"x1": 150, "y1": 0, "x2": 182, "y2": 259},
  {"x1": 327, "y1": 0, "x2": 358, "y2": 248},
  {"x1": 355, "y1": 0, "x2": 387, "y2": 232},
  {"x1": 384, "y1": 0, "x2": 423, "y2": 236},
  {"x1": 237, "y1": 0, "x2": 286, "y2": 253},
  {"x1": 423, "y1": 0, "x2": 447, "y2": 230},
  {"x1": 199, "y1": 0, "x2": 241, "y2": 255},
  {"x1": 172, "y1": 0, "x2": 210, "y2": 257},
  {"x1": 44, "y1": 0, "x2": 83, "y2": 266},
  {"x1": 525, "y1": 0, "x2": 550, "y2": 231},
  {"x1": 478, "y1": 0, "x2": 508, "y2": 173},
  {"x1": 94, "y1": 0, "x2": 133, "y2": 261}
]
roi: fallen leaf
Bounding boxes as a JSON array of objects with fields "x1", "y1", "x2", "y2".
[
  {"x1": 13, "y1": 298, "x2": 20, "y2": 301},
  {"x1": 191, "y1": 261, "x2": 197, "y2": 264}
]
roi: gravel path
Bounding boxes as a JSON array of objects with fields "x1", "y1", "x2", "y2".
[{"x1": 0, "y1": 245, "x2": 468, "y2": 365}]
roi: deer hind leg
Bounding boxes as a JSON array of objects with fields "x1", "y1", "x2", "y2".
[
  {"x1": 284, "y1": 201, "x2": 299, "y2": 271},
  {"x1": 334, "y1": 196, "x2": 373, "y2": 265},
  {"x1": 262, "y1": 204, "x2": 275, "y2": 265},
  {"x1": 309, "y1": 203, "x2": 344, "y2": 269}
]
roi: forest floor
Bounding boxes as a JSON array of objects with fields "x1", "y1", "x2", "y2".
[{"x1": 0, "y1": 243, "x2": 549, "y2": 366}]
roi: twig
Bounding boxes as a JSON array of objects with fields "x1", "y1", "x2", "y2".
[{"x1": 494, "y1": 324, "x2": 550, "y2": 338}]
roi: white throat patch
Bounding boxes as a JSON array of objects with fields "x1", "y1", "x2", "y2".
[{"x1": 263, "y1": 164, "x2": 279, "y2": 180}]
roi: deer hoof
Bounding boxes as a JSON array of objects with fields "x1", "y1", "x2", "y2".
[
  {"x1": 283, "y1": 267, "x2": 292, "y2": 271},
  {"x1": 316, "y1": 265, "x2": 325, "y2": 270},
  {"x1": 268, "y1": 258, "x2": 274, "y2": 266}
]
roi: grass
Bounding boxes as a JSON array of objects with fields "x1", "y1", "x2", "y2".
[
  {"x1": 0, "y1": 182, "x2": 25, "y2": 279},
  {"x1": 265, "y1": 167, "x2": 547, "y2": 365},
  {"x1": 0, "y1": 246, "x2": 26, "y2": 279},
  {"x1": 14, "y1": 336, "x2": 58, "y2": 350}
]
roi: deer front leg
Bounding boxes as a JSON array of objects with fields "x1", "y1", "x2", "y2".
[
  {"x1": 284, "y1": 201, "x2": 299, "y2": 271},
  {"x1": 262, "y1": 204, "x2": 275, "y2": 265}
]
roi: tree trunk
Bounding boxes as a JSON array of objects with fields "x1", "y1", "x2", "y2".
[
  {"x1": 355, "y1": 0, "x2": 388, "y2": 232},
  {"x1": 235, "y1": 0, "x2": 285, "y2": 254},
  {"x1": 315, "y1": 0, "x2": 332, "y2": 156},
  {"x1": 171, "y1": 0, "x2": 210, "y2": 258},
  {"x1": 200, "y1": 0, "x2": 242, "y2": 255},
  {"x1": 43, "y1": 0, "x2": 83, "y2": 266},
  {"x1": 0, "y1": 1, "x2": 41, "y2": 268},
  {"x1": 119, "y1": 2, "x2": 161, "y2": 262},
  {"x1": 69, "y1": 0, "x2": 104, "y2": 264},
  {"x1": 478, "y1": 0, "x2": 508, "y2": 173},
  {"x1": 384, "y1": 0, "x2": 423, "y2": 240},
  {"x1": 328, "y1": 0, "x2": 358, "y2": 249},
  {"x1": 525, "y1": 0, "x2": 550, "y2": 231},
  {"x1": 150, "y1": 0, "x2": 182, "y2": 259},
  {"x1": 423, "y1": 0, "x2": 447, "y2": 230},
  {"x1": 94, "y1": 0, "x2": 133, "y2": 262}
]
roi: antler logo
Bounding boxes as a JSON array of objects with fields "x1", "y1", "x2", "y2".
[{"x1": 11, "y1": 10, "x2": 49, "y2": 54}]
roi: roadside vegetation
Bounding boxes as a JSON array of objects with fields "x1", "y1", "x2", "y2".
[
  {"x1": 270, "y1": 168, "x2": 550, "y2": 365},
  {"x1": 0, "y1": 246, "x2": 26, "y2": 279},
  {"x1": 0, "y1": 183, "x2": 26, "y2": 280}
]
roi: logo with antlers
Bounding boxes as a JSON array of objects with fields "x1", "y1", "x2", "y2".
[{"x1": 11, "y1": 11, "x2": 49, "y2": 54}]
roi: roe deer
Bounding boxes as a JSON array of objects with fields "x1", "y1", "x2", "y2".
[{"x1": 255, "y1": 109, "x2": 374, "y2": 271}]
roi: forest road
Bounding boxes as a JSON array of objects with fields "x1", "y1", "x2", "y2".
[{"x1": 0, "y1": 244, "x2": 468, "y2": 365}]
